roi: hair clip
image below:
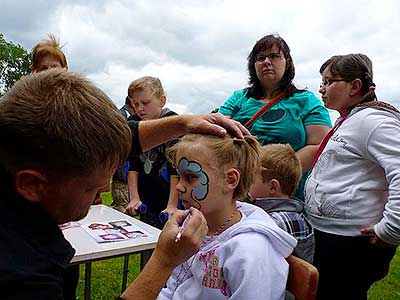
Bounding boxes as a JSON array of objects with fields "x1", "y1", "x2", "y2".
[{"x1": 369, "y1": 83, "x2": 376, "y2": 92}]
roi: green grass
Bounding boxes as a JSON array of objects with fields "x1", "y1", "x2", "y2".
[
  {"x1": 368, "y1": 249, "x2": 400, "y2": 300},
  {"x1": 75, "y1": 192, "x2": 400, "y2": 299}
]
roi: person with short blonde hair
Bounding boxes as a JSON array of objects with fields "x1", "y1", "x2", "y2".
[
  {"x1": 125, "y1": 76, "x2": 180, "y2": 229},
  {"x1": 249, "y1": 143, "x2": 314, "y2": 263},
  {"x1": 258, "y1": 143, "x2": 302, "y2": 196},
  {"x1": 128, "y1": 76, "x2": 165, "y2": 101},
  {"x1": 0, "y1": 69, "x2": 131, "y2": 299},
  {"x1": 156, "y1": 134, "x2": 296, "y2": 300},
  {"x1": 31, "y1": 34, "x2": 68, "y2": 73}
]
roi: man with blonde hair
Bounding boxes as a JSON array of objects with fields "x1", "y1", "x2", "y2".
[{"x1": 0, "y1": 68, "x2": 249, "y2": 299}]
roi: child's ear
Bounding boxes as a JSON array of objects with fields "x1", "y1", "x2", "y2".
[
  {"x1": 224, "y1": 168, "x2": 240, "y2": 193},
  {"x1": 268, "y1": 179, "x2": 281, "y2": 196},
  {"x1": 160, "y1": 95, "x2": 166, "y2": 107},
  {"x1": 14, "y1": 170, "x2": 47, "y2": 203}
]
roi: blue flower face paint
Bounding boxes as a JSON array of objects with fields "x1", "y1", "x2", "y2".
[{"x1": 177, "y1": 157, "x2": 209, "y2": 202}]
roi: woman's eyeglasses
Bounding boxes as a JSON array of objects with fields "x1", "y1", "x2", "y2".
[
  {"x1": 320, "y1": 79, "x2": 345, "y2": 88},
  {"x1": 255, "y1": 53, "x2": 283, "y2": 63}
]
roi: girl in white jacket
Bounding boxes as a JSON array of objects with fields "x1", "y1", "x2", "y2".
[
  {"x1": 158, "y1": 134, "x2": 297, "y2": 300},
  {"x1": 305, "y1": 54, "x2": 400, "y2": 300}
]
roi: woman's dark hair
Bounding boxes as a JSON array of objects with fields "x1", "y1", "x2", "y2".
[
  {"x1": 247, "y1": 34, "x2": 301, "y2": 99},
  {"x1": 320, "y1": 54, "x2": 376, "y2": 104}
]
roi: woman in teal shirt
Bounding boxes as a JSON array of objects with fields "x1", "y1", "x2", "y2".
[{"x1": 219, "y1": 34, "x2": 331, "y2": 200}]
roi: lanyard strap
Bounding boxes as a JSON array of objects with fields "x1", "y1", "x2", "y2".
[
  {"x1": 244, "y1": 92, "x2": 286, "y2": 128},
  {"x1": 311, "y1": 113, "x2": 350, "y2": 169}
]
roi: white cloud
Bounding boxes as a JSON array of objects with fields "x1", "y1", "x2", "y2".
[
  {"x1": 1, "y1": 0, "x2": 400, "y2": 120},
  {"x1": 89, "y1": 61, "x2": 246, "y2": 114}
]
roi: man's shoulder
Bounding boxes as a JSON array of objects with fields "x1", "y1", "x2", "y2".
[
  {"x1": 0, "y1": 226, "x2": 66, "y2": 299},
  {"x1": 0, "y1": 200, "x2": 75, "y2": 279},
  {"x1": 0, "y1": 219, "x2": 74, "y2": 268}
]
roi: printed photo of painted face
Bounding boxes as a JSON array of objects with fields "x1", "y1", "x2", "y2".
[{"x1": 174, "y1": 150, "x2": 228, "y2": 216}]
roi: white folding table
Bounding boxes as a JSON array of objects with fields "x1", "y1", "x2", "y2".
[{"x1": 63, "y1": 204, "x2": 161, "y2": 300}]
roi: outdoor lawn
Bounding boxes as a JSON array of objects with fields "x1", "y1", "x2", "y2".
[{"x1": 74, "y1": 192, "x2": 400, "y2": 299}]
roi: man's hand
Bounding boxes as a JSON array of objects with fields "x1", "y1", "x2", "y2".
[
  {"x1": 120, "y1": 207, "x2": 208, "y2": 300},
  {"x1": 186, "y1": 113, "x2": 250, "y2": 139},
  {"x1": 137, "y1": 113, "x2": 250, "y2": 152},
  {"x1": 154, "y1": 207, "x2": 208, "y2": 269}
]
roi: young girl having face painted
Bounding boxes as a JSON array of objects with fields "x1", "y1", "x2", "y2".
[{"x1": 158, "y1": 134, "x2": 297, "y2": 300}]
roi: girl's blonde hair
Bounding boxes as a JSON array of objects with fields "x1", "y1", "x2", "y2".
[
  {"x1": 167, "y1": 134, "x2": 261, "y2": 200},
  {"x1": 128, "y1": 76, "x2": 165, "y2": 99}
]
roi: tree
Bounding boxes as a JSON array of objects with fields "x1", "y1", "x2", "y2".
[{"x1": 0, "y1": 33, "x2": 31, "y2": 96}]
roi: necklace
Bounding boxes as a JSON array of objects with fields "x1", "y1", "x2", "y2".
[
  {"x1": 143, "y1": 157, "x2": 152, "y2": 174},
  {"x1": 209, "y1": 207, "x2": 241, "y2": 236},
  {"x1": 142, "y1": 151, "x2": 153, "y2": 174}
]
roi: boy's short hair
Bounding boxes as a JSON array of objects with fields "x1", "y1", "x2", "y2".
[
  {"x1": 167, "y1": 134, "x2": 261, "y2": 200},
  {"x1": 259, "y1": 144, "x2": 302, "y2": 197},
  {"x1": 0, "y1": 69, "x2": 131, "y2": 180},
  {"x1": 31, "y1": 34, "x2": 68, "y2": 70},
  {"x1": 127, "y1": 76, "x2": 165, "y2": 99}
]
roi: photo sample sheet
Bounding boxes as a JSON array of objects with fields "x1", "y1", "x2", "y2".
[{"x1": 82, "y1": 219, "x2": 152, "y2": 243}]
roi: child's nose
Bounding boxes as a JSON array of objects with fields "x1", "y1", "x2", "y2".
[{"x1": 175, "y1": 180, "x2": 185, "y2": 193}]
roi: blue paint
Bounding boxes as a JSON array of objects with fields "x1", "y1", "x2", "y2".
[{"x1": 177, "y1": 157, "x2": 209, "y2": 201}]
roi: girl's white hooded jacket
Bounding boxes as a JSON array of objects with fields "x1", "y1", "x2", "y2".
[
  {"x1": 158, "y1": 202, "x2": 297, "y2": 300},
  {"x1": 305, "y1": 106, "x2": 400, "y2": 246}
]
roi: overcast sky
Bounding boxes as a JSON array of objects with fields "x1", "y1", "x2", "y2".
[{"x1": 1, "y1": 0, "x2": 399, "y2": 120}]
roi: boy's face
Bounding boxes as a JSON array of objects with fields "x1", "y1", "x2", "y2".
[
  {"x1": 130, "y1": 88, "x2": 165, "y2": 120},
  {"x1": 249, "y1": 174, "x2": 271, "y2": 199},
  {"x1": 32, "y1": 54, "x2": 63, "y2": 73},
  {"x1": 174, "y1": 149, "x2": 226, "y2": 216},
  {"x1": 39, "y1": 166, "x2": 115, "y2": 224}
]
